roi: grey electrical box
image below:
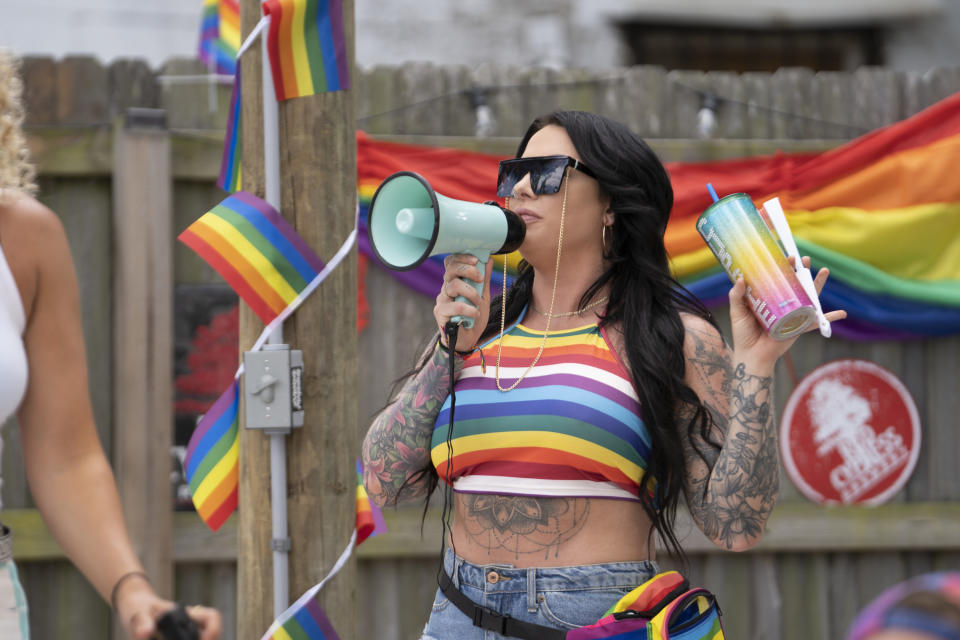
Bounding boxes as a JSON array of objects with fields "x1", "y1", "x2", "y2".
[{"x1": 243, "y1": 344, "x2": 304, "y2": 433}]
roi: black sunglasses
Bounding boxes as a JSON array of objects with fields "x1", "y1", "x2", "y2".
[{"x1": 496, "y1": 155, "x2": 597, "y2": 197}]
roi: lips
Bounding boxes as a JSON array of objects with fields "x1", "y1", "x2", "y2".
[{"x1": 515, "y1": 208, "x2": 540, "y2": 224}]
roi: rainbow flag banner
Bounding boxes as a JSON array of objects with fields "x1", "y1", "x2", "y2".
[
  {"x1": 178, "y1": 192, "x2": 325, "y2": 325},
  {"x1": 198, "y1": 0, "x2": 240, "y2": 75},
  {"x1": 356, "y1": 459, "x2": 387, "y2": 545},
  {"x1": 217, "y1": 65, "x2": 242, "y2": 193},
  {"x1": 264, "y1": 595, "x2": 340, "y2": 640},
  {"x1": 262, "y1": 0, "x2": 350, "y2": 101},
  {"x1": 355, "y1": 91, "x2": 960, "y2": 340},
  {"x1": 184, "y1": 381, "x2": 239, "y2": 531}
]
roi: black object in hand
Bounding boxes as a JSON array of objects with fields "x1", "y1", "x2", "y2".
[{"x1": 154, "y1": 604, "x2": 199, "y2": 640}]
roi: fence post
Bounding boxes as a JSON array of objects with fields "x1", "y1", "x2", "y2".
[
  {"x1": 111, "y1": 107, "x2": 174, "y2": 636},
  {"x1": 237, "y1": 0, "x2": 359, "y2": 636}
]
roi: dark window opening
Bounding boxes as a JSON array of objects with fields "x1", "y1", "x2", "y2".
[{"x1": 619, "y1": 23, "x2": 883, "y2": 72}]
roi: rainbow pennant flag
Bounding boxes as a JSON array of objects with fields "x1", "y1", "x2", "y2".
[
  {"x1": 262, "y1": 0, "x2": 350, "y2": 101},
  {"x1": 218, "y1": 65, "x2": 242, "y2": 193},
  {"x1": 178, "y1": 192, "x2": 325, "y2": 325},
  {"x1": 355, "y1": 459, "x2": 387, "y2": 545},
  {"x1": 264, "y1": 596, "x2": 340, "y2": 640},
  {"x1": 198, "y1": 0, "x2": 240, "y2": 75},
  {"x1": 184, "y1": 381, "x2": 239, "y2": 531}
]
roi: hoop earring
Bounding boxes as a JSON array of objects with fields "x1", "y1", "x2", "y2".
[{"x1": 601, "y1": 224, "x2": 611, "y2": 254}]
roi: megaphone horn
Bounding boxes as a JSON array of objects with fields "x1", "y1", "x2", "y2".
[{"x1": 368, "y1": 171, "x2": 525, "y2": 329}]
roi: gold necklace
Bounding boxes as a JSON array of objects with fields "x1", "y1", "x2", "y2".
[
  {"x1": 532, "y1": 295, "x2": 608, "y2": 318},
  {"x1": 495, "y1": 171, "x2": 569, "y2": 392}
]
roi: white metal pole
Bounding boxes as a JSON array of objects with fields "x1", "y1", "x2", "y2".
[{"x1": 261, "y1": 28, "x2": 289, "y2": 618}]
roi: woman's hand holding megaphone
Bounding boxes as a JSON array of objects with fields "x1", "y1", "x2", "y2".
[{"x1": 435, "y1": 254, "x2": 494, "y2": 352}]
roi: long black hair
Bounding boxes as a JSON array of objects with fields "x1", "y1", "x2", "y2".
[{"x1": 404, "y1": 110, "x2": 721, "y2": 562}]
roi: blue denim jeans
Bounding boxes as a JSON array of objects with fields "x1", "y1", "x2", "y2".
[{"x1": 420, "y1": 549, "x2": 659, "y2": 640}]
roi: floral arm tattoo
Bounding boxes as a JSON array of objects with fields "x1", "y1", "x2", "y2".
[
  {"x1": 680, "y1": 325, "x2": 779, "y2": 550},
  {"x1": 362, "y1": 344, "x2": 462, "y2": 507}
]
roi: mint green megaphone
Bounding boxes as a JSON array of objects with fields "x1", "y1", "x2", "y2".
[{"x1": 368, "y1": 171, "x2": 525, "y2": 329}]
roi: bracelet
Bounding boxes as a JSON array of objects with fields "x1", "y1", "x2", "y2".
[
  {"x1": 436, "y1": 336, "x2": 472, "y2": 358},
  {"x1": 110, "y1": 571, "x2": 149, "y2": 610}
]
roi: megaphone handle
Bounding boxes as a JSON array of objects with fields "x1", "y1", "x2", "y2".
[{"x1": 449, "y1": 254, "x2": 488, "y2": 330}]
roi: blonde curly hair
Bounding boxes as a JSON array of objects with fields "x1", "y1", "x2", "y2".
[{"x1": 0, "y1": 49, "x2": 37, "y2": 200}]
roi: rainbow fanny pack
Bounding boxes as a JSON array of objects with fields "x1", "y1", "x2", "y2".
[{"x1": 439, "y1": 569, "x2": 724, "y2": 640}]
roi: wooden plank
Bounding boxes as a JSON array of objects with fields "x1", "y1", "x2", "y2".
[
  {"x1": 108, "y1": 59, "x2": 161, "y2": 118},
  {"x1": 925, "y1": 335, "x2": 960, "y2": 500},
  {"x1": 235, "y1": 4, "x2": 274, "y2": 634},
  {"x1": 439, "y1": 64, "x2": 477, "y2": 137},
  {"x1": 24, "y1": 127, "x2": 114, "y2": 177},
  {"x1": 159, "y1": 57, "x2": 232, "y2": 132},
  {"x1": 618, "y1": 66, "x2": 668, "y2": 138},
  {"x1": 112, "y1": 112, "x2": 174, "y2": 601},
  {"x1": 664, "y1": 70, "x2": 708, "y2": 138},
  {"x1": 398, "y1": 61, "x2": 445, "y2": 135},
  {"x1": 779, "y1": 552, "x2": 830, "y2": 640},
  {"x1": 20, "y1": 56, "x2": 58, "y2": 126},
  {"x1": 15, "y1": 499, "x2": 960, "y2": 563},
  {"x1": 750, "y1": 554, "x2": 782, "y2": 640},
  {"x1": 279, "y1": 21, "x2": 360, "y2": 640},
  {"x1": 741, "y1": 71, "x2": 773, "y2": 139},
  {"x1": 851, "y1": 67, "x2": 901, "y2": 132},
  {"x1": 56, "y1": 56, "x2": 109, "y2": 125},
  {"x1": 24, "y1": 127, "x2": 845, "y2": 181},
  {"x1": 771, "y1": 67, "x2": 815, "y2": 138},
  {"x1": 813, "y1": 71, "x2": 863, "y2": 140},
  {"x1": 474, "y1": 63, "x2": 527, "y2": 138},
  {"x1": 20, "y1": 561, "x2": 109, "y2": 639},
  {"x1": 828, "y1": 554, "x2": 860, "y2": 637}
]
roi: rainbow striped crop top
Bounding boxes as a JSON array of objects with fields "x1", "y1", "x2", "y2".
[{"x1": 430, "y1": 315, "x2": 653, "y2": 501}]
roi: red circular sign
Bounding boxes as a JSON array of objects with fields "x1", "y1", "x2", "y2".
[{"x1": 780, "y1": 359, "x2": 920, "y2": 506}]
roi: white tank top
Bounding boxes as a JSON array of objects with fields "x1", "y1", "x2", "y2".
[{"x1": 0, "y1": 238, "x2": 28, "y2": 446}]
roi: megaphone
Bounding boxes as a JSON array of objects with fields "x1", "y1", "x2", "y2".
[{"x1": 368, "y1": 171, "x2": 525, "y2": 329}]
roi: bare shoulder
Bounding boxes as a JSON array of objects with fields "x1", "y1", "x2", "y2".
[
  {"x1": 680, "y1": 312, "x2": 726, "y2": 358},
  {"x1": 679, "y1": 312, "x2": 732, "y2": 409},
  {"x1": 0, "y1": 193, "x2": 73, "y2": 320}
]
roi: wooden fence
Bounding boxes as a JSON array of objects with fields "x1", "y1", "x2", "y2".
[{"x1": 3, "y1": 56, "x2": 959, "y2": 639}]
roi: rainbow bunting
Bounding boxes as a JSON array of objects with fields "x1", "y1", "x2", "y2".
[
  {"x1": 184, "y1": 381, "x2": 239, "y2": 531},
  {"x1": 178, "y1": 192, "x2": 325, "y2": 325},
  {"x1": 265, "y1": 595, "x2": 340, "y2": 640},
  {"x1": 356, "y1": 459, "x2": 386, "y2": 545},
  {"x1": 354, "y1": 91, "x2": 960, "y2": 340},
  {"x1": 198, "y1": 0, "x2": 240, "y2": 75},
  {"x1": 262, "y1": 0, "x2": 350, "y2": 101},
  {"x1": 218, "y1": 65, "x2": 242, "y2": 193}
]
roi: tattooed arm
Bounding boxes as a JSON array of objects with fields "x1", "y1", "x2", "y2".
[
  {"x1": 678, "y1": 314, "x2": 778, "y2": 552},
  {"x1": 362, "y1": 342, "x2": 463, "y2": 507}
]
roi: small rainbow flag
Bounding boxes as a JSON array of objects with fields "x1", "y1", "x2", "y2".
[
  {"x1": 262, "y1": 0, "x2": 350, "y2": 101},
  {"x1": 198, "y1": 0, "x2": 240, "y2": 75},
  {"x1": 217, "y1": 65, "x2": 242, "y2": 193},
  {"x1": 265, "y1": 596, "x2": 340, "y2": 640},
  {"x1": 355, "y1": 459, "x2": 386, "y2": 545},
  {"x1": 184, "y1": 381, "x2": 239, "y2": 531},
  {"x1": 178, "y1": 192, "x2": 325, "y2": 325}
]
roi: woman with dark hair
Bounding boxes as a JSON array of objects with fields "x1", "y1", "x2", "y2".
[{"x1": 362, "y1": 110, "x2": 845, "y2": 637}]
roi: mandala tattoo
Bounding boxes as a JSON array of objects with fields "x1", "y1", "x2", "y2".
[
  {"x1": 680, "y1": 325, "x2": 778, "y2": 550},
  {"x1": 458, "y1": 494, "x2": 591, "y2": 560}
]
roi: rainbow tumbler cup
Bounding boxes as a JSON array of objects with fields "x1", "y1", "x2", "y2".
[{"x1": 697, "y1": 193, "x2": 816, "y2": 340}]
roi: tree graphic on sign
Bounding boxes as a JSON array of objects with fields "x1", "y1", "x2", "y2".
[{"x1": 808, "y1": 380, "x2": 910, "y2": 503}]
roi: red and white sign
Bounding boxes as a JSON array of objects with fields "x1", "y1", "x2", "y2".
[{"x1": 780, "y1": 359, "x2": 921, "y2": 506}]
